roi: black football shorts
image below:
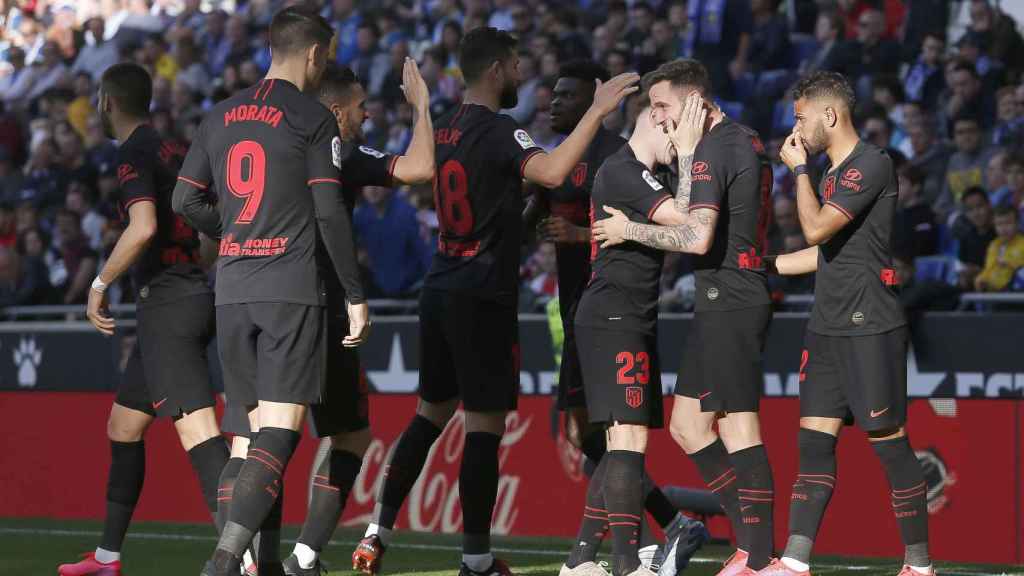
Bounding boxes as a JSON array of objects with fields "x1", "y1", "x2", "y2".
[
  {"x1": 675, "y1": 305, "x2": 772, "y2": 413},
  {"x1": 576, "y1": 325, "x2": 664, "y2": 428},
  {"x1": 216, "y1": 302, "x2": 326, "y2": 409},
  {"x1": 308, "y1": 311, "x2": 371, "y2": 437},
  {"x1": 799, "y1": 326, "x2": 909, "y2": 432},
  {"x1": 417, "y1": 288, "x2": 519, "y2": 412},
  {"x1": 115, "y1": 293, "x2": 217, "y2": 418}
]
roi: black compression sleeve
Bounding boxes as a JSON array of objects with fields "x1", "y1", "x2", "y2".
[{"x1": 172, "y1": 179, "x2": 222, "y2": 239}]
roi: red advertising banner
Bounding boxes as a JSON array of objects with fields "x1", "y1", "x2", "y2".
[{"x1": 0, "y1": 392, "x2": 1020, "y2": 564}]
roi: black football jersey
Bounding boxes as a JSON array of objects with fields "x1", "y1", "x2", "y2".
[
  {"x1": 116, "y1": 124, "x2": 209, "y2": 307},
  {"x1": 689, "y1": 119, "x2": 771, "y2": 311},
  {"x1": 811, "y1": 140, "x2": 906, "y2": 335},
  {"x1": 422, "y1": 103, "x2": 543, "y2": 304},
  {"x1": 177, "y1": 78, "x2": 344, "y2": 306},
  {"x1": 576, "y1": 144, "x2": 672, "y2": 334},
  {"x1": 541, "y1": 127, "x2": 625, "y2": 325}
]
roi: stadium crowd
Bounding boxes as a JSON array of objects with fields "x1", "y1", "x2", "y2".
[{"x1": 1, "y1": 0, "x2": 1023, "y2": 312}]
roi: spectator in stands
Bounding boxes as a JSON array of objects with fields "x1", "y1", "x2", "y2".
[
  {"x1": 174, "y1": 37, "x2": 211, "y2": 95},
  {"x1": 851, "y1": 9, "x2": 902, "y2": 82},
  {"x1": 953, "y1": 187, "x2": 996, "y2": 289},
  {"x1": 21, "y1": 138, "x2": 66, "y2": 210},
  {"x1": 956, "y1": 30, "x2": 1004, "y2": 93},
  {"x1": 551, "y1": 7, "x2": 591, "y2": 62},
  {"x1": 749, "y1": 0, "x2": 791, "y2": 75},
  {"x1": 768, "y1": 194, "x2": 800, "y2": 254},
  {"x1": 992, "y1": 154, "x2": 1024, "y2": 225},
  {"x1": 21, "y1": 42, "x2": 70, "y2": 105},
  {"x1": 352, "y1": 21, "x2": 391, "y2": 97},
  {"x1": 66, "y1": 16, "x2": 114, "y2": 83},
  {"x1": 0, "y1": 244, "x2": 51, "y2": 307},
  {"x1": 54, "y1": 122, "x2": 96, "y2": 193},
  {"x1": 67, "y1": 73, "x2": 94, "y2": 140},
  {"x1": 839, "y1": 0, "x2": 906, "y2": 42},
  {"x1": 862, "y1": 108, "x2": 895, "y2": 151},
  {"x1": 992, "y1": 85, "x2": 1024, "y2": 149},
  {"x1": 379, "y1": 41, "x2": 413, "y2": 109},
  {"x1": 906, "y1": 116, "x2": 950, "y2": 208},
  {"x1": 0, "y1": 47, "x2": 30, "y2": 105},
  {"x1": 967, "y1": 0, "x2": 1024, "y2": 80},
  {"x1": 975, "y1": 205, "x2": 1024, "y2": 291},
  {"x1": 354, "y1": 186, "x2": 431, "y2": 298},
  {"x1": 505, "y1": 52, "x2": 540, "y2": 125},
  {"x1": 803, "y1": 9, "x2": 854, "y2": 76},
  {"x1": 0, "y1": 147, "x2": 24, "y2": 203},
  {"x1": 50, "y1": 208, "x2": 97, "y2": 305},
  {"x1": 944, "y1": 60, "x2": 996, "y2": 133},
  {"x1": 938, "y1": 116, "x2": 994, "y2": 217},
  {"x1": 65, "y1": 184, "x2": 105, "y2": 252},
  {"x1": 895, "y1": 163, "x2": 938, "y2": 258},
  {"x1": 986, "y1": 149, "x2": 1009, "y2": 197},
  {"x1": 683, "y1": 0, "x2": 752, "y2": 100},
  {"x1": 524, "y1": 241, "x2": 558, "y2": 310},
  {"x1": 904, "y1": 32, "x2": 946, "y2": 111},
  {"x1": 893, "y1": 252, "x2": 961, "y2": 312},
  {"x1": 429, "y1": 0, "x2": 463, "y2": 46},
  {"x1": 0, "y1": 203, "x2": 15, "y2": 247}
]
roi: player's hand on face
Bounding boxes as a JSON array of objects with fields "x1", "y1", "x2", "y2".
[
  {"x1": 343, "y1": 301, "x2": 371, "y2": 347},
  {"x1": 591, "y1": 72, "x2": 641, "y2": 118},
  {"x1": 669, "y1": 92, "x2": 708, "y2": 156},
  {"x1": 592, "y1": 205, "x2": 630, "y2": 248},
  {"x1": 87, "y1": 287, "x2": 115, "y2": 336},
  {"x1": 780, "y1": 128, "x2": 808, "y2": 170},
  {"x1": 400, "y1": 57, "x2": 430, "y2": 112},
  {"x1": 539, "y1": 216, "x2": 582, "y2": 243}
]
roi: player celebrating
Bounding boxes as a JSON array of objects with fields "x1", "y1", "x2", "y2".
[
  {"x1": 527, "y1": 59, "x2": 707, "y2": 576},
  {"x1": 277, "y1": 59, "x2": 435, "y2": 576},
  {"x1": 56, "y1": 62, "x2": 228, "y2": 576},
  {"x1": 173, "y1": 6, "x2": 369, "y2": 575},
  {"x1": 352, "y1": 26, "x2": 638, "y2": 576},
  {"x1": 594, "y1": 59, "x2": 775, "y2": 575},
  {"x1": 763, "y1": 72, "x2": 930, "y2": 576}
]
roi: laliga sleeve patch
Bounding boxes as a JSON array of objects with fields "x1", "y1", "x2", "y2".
[
  {"x1": 514, "y1": 129, "x2": 537, "y2": 150},
  {"x1": 359, "y1": 145, "x2": 387, "y2": 159},
  {"x1": 332, "y1": 136, "x2": 343, "y2": 170},
  {"x1": 642, "y1": 170, "x2": 664, "y2": 191}
]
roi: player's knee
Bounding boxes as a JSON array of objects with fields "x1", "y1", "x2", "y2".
[
  {"x1": 174, "y1": 408, "x2": 221, "y2": 451},
  {"x1": 718, "y1": 412, "x2": 762, "y2": 450},
  {"x1": 107, "y1": 414, "x2": 147, "y2": 442},
  {"x1": 799, "y1": 416, "x2": 844, "y2": 436},
  {"x1": 606, "y1": 423, "x2": 648, "y2": 452},
  {"x1": 464, "y1": 410, "x2": 507, "y2": 435},
  {"x1": 332, "y1": 428, "x2": 372, "y2": 457},
  {"x1": 867, "y1": 426, "x2": 904, "y2": 441},
  {"x1": 669, "y1": 415, "x2": 709, "y2": 453}
]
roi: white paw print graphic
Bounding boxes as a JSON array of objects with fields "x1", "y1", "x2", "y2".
[{"x1": 13, "y1": 337, "x2": 42, "y2": 388}]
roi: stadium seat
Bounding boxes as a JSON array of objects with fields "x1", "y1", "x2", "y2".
[
  {"x1": 734, "y1": 72, "x2": 757, "y2": 102},
  {"x1": 716, "y1": 99, "x2": 744, "y2": 120},
  {"x1": 914, "y1": 255, "x2": 952, "y2": 284},
  {"x1": 790, "y1": 34, "x2": 819, "y2": 69},
  {"x1": 772, "y1": 101, "x2": 796, "y2": 133}
]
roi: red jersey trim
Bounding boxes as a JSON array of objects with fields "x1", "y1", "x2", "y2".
[
  {"x1": 647, "y1": 195, "x2": 672, "y2": 221},
  {"x1": 689, "y1": 202, "x2": 720, "y2": 212},
  {"x1": 825, "y1": 200, "x2": 854, "y2": 221},
  {"x1": 308, "y1": 177, "x2": 342, "y2": 186},
  {"x1": 386, "y1": 155, "x2": 399, "y2": 186},
  {"x1": 438, "y1": 237, "x2": 480, "y2": 257},
  {"x1": 519, "y1": 149, "x2": 544, "y2": 179},
  {"x1": 177, "y1": 176, "x2": 208, "y2": 189}
]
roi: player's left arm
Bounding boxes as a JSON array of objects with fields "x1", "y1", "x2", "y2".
[
  {"x1": 771, "y1": 245, "x2": 819, "y2": 275},
  {"x1": 172, "y1": 120, "x2": 221, "y2": 238},
  {"x1": 88, "y1": 200, "x2": 158, "y2": 335},
  {"x1": 390, "y1": 57, "x2": 435, "y2": 185},
  {"x1": 605, "y1": 205, "x2": 717, "y2": 254}
]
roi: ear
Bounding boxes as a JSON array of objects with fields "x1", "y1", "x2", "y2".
[
  {"x1": 329, "y1": 103, "x2": 344, "y2": 123},
  {"x1": 489, "y1": 60, "x2": 503, "y2": 82},
  {"x1": 825, "y1": 106, "x2": 838, "y2": 128}
]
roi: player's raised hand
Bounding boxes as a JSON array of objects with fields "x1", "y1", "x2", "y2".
[
  {"x1": 538, "y1": 215, "x2": 587, "y2": 244},
  {"x1": 780, "y1": 127, "x2": 808, "y2": 170},
  {"x1": 400, "y1": 57, "x2": 430, "y2": 113},
  {"x1": 87, "y1": 286, "x2": 115, "y2": 336},
  {"x1": 591, "y1": 72, "x2": 641, "y2": 118},
  {"x1": 668, "y1": 92, "x2": 708, "y2": 156},
  {"x1": 592, "y1": 205, "x2": 631, "y2": 248},
  {"x1": 343, "y1": 300, "x2": 371, "y2": 347}
]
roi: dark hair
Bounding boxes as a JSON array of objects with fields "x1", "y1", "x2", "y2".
[
  {"x1": 791, "y1": 71, "x2": 856, "y2": 111},
  {"x1": 994, "y1": 204, "x2": 1018, "y2": 219},
  {"x1": 898, "y1": 163, "x2": 925, "y2": 186},
  {"x1": 459, "y1": 27, "x2": 519, "y2": 84},
  {"x1": 961, "y1": 186, "x2": 989, "y2": 205},
  {"x1": 559, "y1": 59, "x2": 610, "y2": 84},
  {"x1": 819, "y1": 9, "x2": 845, "y2": 39},
  {"x1": 872, "y1": 75, "x2": 904, "y2": 102},
  {"x1": 922, "y1": 31, "x2": 945, "y2": 45},
  {"x1": 318, "y1": 62, "x2": 362, "y2": 106},
  {"x1": 269, "y1": 6, "x2": 333, "y2": 57},
  {"x1": 862, "y1": 106, "x2": 893, "y2": 131},
  {"x1": 642, "y1": 58, "x2": 711, "y2": 96},
  {"x1": 953, "y1": 114, "x2": 980, "y2": 128},
  {"x1": 101, "y1": 63, "x2": 152, "y2": 119},
  {"x1": 950, "y1": 59, "x2": 979, "y2": 79},
  {"x1": 358, "y1": 20, "x2": 380, "y2": 37}
]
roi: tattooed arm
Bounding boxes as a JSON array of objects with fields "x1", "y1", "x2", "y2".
[
  {"x1": 674, "y1": 153, "x2": 694, "y2": 213},
  {"x1": 594, "y1": 204, "x2": 717, "y2": 254}
]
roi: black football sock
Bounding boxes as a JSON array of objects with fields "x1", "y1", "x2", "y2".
[
  {"x1": 731, "y1": 445, "x2": 775, "y2": 571},
  {"x1": 218, "y1": 427, "x2": 300, "y2": 557},
  {"x1": 100, "y1": 440, "x2": 146, "y2": 553},
  {"x1": 297, "y1": 448, "x2": 363, "y2": 552},
  {"x1": 187, "y1": 436, "x2": 230, "y2": 530},
  {"x1": 689, "y1": 438, "x2": 744, "y2": 551},
  {"x1": 215, "y1": 457, "x2": 245, "y2": 535},
  {"x1": 567, "y1": 456, "x2": 609, "y2": 568},
  {"x1": 783, "y1": 428, "x2": 837, "y2": 564},
  {"x1": 256, "y1": 491, "x2": 283, "y2": 564},
  {"x1": 375, "y1": 415, "x2": 443, "y2": 529},
  {"x1": 642, "y1": 472, "x2": 678, "y2": 529},
  {"x1": 460, "y1": 431, "x2": 502, "y2": 556},
  {"x1": 580, "y1": 429, "x2": 607, "y2": 462},
  {"x1": 871, "y1": 436, "x2": 930, "y2": 567},
  {"x1": 605, "y1": 450, "x2": 644, "y2": 576}
]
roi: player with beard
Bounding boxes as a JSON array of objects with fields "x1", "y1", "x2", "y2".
[
  {"x1": 594, "y1": 59, "x2": 775, "y2": 575},
  {"x1": 352, "y1": 27, "x2": 639, "y2": 576},
  {"x1": 56, "y1": 62, "x2": 228, "y2": 576},
  {"x1": 525, "y1": 60, "x2": 708, "y2": 576},
  {"x1": 274, "y1": 59, "x2": 434, "y2": 576},
  {"x1": 173, "y1": 7, "x2": 370, "y2": 576},
  {"x1": 762, "y1": 72, "x2": 930, "y2": 576}
]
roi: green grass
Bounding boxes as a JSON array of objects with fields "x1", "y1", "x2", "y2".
[{"x1": 1, "y1": 518, "x2": 1020, "y2": 576}]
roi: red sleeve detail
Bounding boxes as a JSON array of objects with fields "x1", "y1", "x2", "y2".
[
  {"x1": 308, "y1": 178, "x2": 343, "y2": 186},
  {"x1": 177, "y1": 176, "x2": 208, "y2": 190},
  {"x1": 519, "y1": 149, "x2": 544, "y2": 179},
  {"x1": 646, "y1": 195, "x2": 672, "y2": 221},
  {"x1": 825, "y1": 200, "x2": 854, "y2": 221},
  {"x1": 689, "y1": 202, "x2": 720, "y2": 212}
]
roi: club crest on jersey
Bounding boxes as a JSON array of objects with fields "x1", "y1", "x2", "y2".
[
  {"x1": 571, "y1": 163, "x2": 588, "y2": 187},
  {"x1": 513, "y1": 129, "x2": 537, "y2": 150},
  {"x1": 359, "y1": 145, "x2": 387, "y2": 159},
  {"x1": 840, "y1": 168, "x2": 863, "y2": 191},
  {"x1": 117, "y1": 163, "x2": 138, "y2": 186},
  {"x1": 626, "y1": 386, "x2": 644, "y2": 408},
  {"x1": 823, "y1": 175, "x2": 836, "y2": 201},
  {"x1": 692, "y1": 161, "x2": 711, "y2": 181},
  {"x1": 641, "y1": 170, "x2": 664, "y2": 191},
  {"x1": 332, "y1": 136, "x2": 343, "y2": 170}
]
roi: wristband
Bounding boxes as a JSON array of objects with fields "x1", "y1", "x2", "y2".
[
  {"x1": 794, "y1": 164, "x2": 808, "y2": 177},
  {"x1": 91, "y1": 276, "x2": 108, "y2": 293},
  {"x1": 763, "y1": 255, "x2": 779, "y2": 275}
]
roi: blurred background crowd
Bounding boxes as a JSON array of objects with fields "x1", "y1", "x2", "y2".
[{"x1": 0, "y1": 0, "x2": 1022, "y2": 314}]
